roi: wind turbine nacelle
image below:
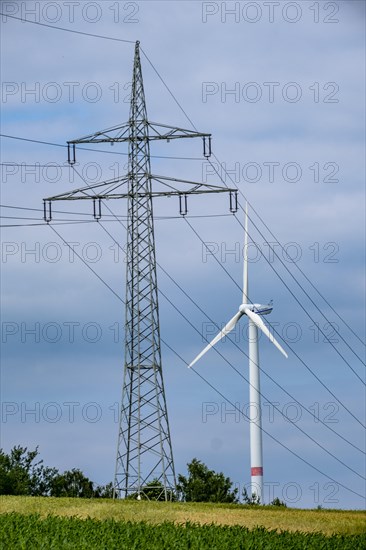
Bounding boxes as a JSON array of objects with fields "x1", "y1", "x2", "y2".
[{"x1": 239, "y1": 302, "x2": 273, "y2": 316}]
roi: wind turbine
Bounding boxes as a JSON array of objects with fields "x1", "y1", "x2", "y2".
[{"x1": 189, "y1": 203, "x2": 288, "y2": 504}]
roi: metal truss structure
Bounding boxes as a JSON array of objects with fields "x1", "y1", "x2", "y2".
[{"x1": 44, "y1": 41, "x2": 237, "y2": 500}]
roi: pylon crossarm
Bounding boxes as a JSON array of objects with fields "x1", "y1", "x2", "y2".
[
  {"x1": 150, "y1": 174, "x2": 236, "y2": 195},
  {"x1": 44, "y1": 175, "x2": 236, "y2": 203},
  {"x1": 147, "y1": 122, "x2": 210, "y2": 141},
  {"x1": 43, "y1": 188, "x2": 237, "y2": 225},
  {"x1": 67, "y1": 121, "x2": 209, "y2": 145},
  {"x1": 44, "y1": 175, "x2": 130, "y2": 202},
  {"x1": 46, "y1": 190, "x2": 235, "y2": 202},
  {"x1": 67, "y1": 122, "x2": 130, "y2": 144}
]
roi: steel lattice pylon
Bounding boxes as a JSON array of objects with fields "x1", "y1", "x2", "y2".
[
  {"x1": 116, "y1": 42, "x2": 176, "y2": 500},
  {"x1": 43, "y1": 41, "x2": 237, "y2": 501}
]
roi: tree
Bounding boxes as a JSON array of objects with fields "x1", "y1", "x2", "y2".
[
  {"x1": 177, "y1": 458, "x2": 238, "y2": 503},
  {"x1": 242, "y1": 487, "x2": 261, "y2": 505},
  {"x1": 0, "y1": 445, "x2": 113, "y2": 498},
  {"x1": 50, "y1": 469, "x2": 94, "y2": 498},
  {"x1": 269, "y1": 497, "x2": 287, "y2": 507},
  {"x1": 0, "y1": 446, "x2": 58, "y2": 496},
  {"x1": 125, "y1": 478, "x2": 176, "y2": 501},
  {"x1": 93, "y1": 482, "x2": 114, "y2": 499}
]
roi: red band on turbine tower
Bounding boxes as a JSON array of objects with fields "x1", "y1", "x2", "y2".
[{"x1": 251, "y1": 467, "x2": 263, "y2": 476}]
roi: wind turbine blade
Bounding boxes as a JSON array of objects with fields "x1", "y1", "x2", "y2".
[
  {"x1": 189, "y1": 311, "x2": 243, "y2": 368},
  {"x1": 244, "y1": 308, "x2": 288, "y2": 358},
  {"x1": 243, "y1": 201, "x2": 249, "y2": 303}
]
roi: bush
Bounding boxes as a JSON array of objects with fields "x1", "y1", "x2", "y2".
[{"x1": 177, "y1": 458, "x2": 238, "y2": 503}]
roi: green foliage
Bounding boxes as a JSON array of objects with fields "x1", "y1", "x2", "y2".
[
  {"x1": 0, "y1": 446, "x2": 57, "y2": 496},
  {"x1": 270, "y1": 497, "x2": 287, "y2": 508},
  {"x1": 50, "y1": 469, "x2": 94, "y2": 498},
  {"x1": 126, "y1": 478, "x2": 176, "y2": 501},
  {"x1": 1, "y1": 513, "x2": 365, "y2": 549},
  {"x1": 93, "y1": 482, "x2": 114, "y2": 499},
  {"x1": 242, "y1": 486, "x2": 261, "y2": 505},
  {"x1": 0, "y1": 446, "x2": 113, "y2": 498},
  {"x1": 177, "y1": 458, "x2": 238, "y2": 503}
]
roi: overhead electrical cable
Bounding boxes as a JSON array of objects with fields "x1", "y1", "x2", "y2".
[
  {"x1": 185, "y1": 217, "x2": 366, "y2": 430},
  {"x1": 0, "y1": 12, "x2": 135, "y2": 43},
  {"x1": 156, "y1": 259, "x2": 365, "y2": 455},
  {"x1": 0, "y1": 134, "x2": 203, "y2": 161},
  {"x1": 0, "y1": 220, "x2": 94, "y2": 228},
  {"x1": 235, "y1": 211, "x2": 365, "y2": 377},
  {"x1": 4, "y1": 9, "x2": 364, "y2": 498},
  {"x1": 2, "y1": 8, "x2": 363, "y2": 349},
  {"x1": 140, "y1": 48, "x2": 366, "y2": 353},
  {"x1": 45, "y1": 222, "x2": 366, "y2": 500},
  {"x1": 187, "y1": 365, "x2": 366, "y2": 501},
  {"x1": 70, "y1": 164, "x2": 366, "y2": 461},
  {"x1": 207, "y1": 156, "x2": 365, "y2": 371},
  {"x1": 0, "y1": 205, "x2": 232, "y2": 222}
]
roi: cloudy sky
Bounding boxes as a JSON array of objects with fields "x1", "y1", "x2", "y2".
[{"x1": 1, "y1": 0, "x2": 365, "y2": 508}]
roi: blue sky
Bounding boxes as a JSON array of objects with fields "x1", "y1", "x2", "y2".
[{"x1": 1, "y1": 1, "x2": 365, "y2": 508}]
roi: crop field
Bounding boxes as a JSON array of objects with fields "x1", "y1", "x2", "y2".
[
  {"x1": 1, "y1": 497, "x2": 365, "y2": 549},
  {"x1": 1, "y1": 513, "x2": 366, "y2": 550}
]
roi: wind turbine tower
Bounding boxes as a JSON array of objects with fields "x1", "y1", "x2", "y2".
[{"x1": 189, "y1": 204, "x2": 288, "y2": 503}]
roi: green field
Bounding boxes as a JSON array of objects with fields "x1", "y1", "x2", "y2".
[{"x1": 1, "y1": 497, "x2": 365, "y2": 549}]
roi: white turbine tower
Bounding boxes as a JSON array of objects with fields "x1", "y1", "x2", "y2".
[{"x1": 189, "y1": 203, "x2": 288, "y2": 504}]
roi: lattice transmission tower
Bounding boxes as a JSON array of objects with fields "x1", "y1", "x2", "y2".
[{"x1": 43, "y1": 41, "x2": 237, "y2": 500}]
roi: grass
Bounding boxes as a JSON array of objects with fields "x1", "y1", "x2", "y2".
[{"x1": 0, "y1": 496, "x2": 365, "y2": 536}]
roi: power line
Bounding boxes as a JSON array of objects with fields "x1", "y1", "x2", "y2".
[
  {"x1": 138, "y1": 48, "x2": 366, "y2": 358},
  {"x1": 77, "y1": 164, "x2": 366, "y2": 432},
  {"x1": 0, "y1": 220, "x2": 94, "y2": 228},
  {"x1": 68, "y1": 161, "x2": 366, "y2": 457},
  {"x1": 235, "y1": 211, "x2": 365, "y2": 377},
  {"x1": 211, "y1": 121, "x2": 365, "y2": 365},
  {"x1": 46, "y1": 222, "x2": 365, "y2": 501},
  {"x1": 2, "y1": 156, "x2": 363, "y2": 362},
  {"x1": 188, "y1": 366, "x2": 365, "y2": 501},
  {"x1": 157, "y1": 260, "x2": 365, "y2": 456},
  {"x1": 147, "y1": 60, "x2": 366, "y2": 377},
  {"x1": 246, "y1": 201, "x2": 366, "y2": 349},
  {"x1": 8, "y1": 67, "x2": 362, "y2": 373},
  {"x1": 0, "y1": 134, "x2": 202, "y2": 161},
  {"x1": 0, "y1": 215, "x2": 89, "y2": 222},
  {"x1": 0, "y1": 12, "x2": 135, "y2": 44},
  {"x1": 140, "y1": 48, "x2": 196, "y2": 130},
  {"x1": 68, "y1": 165, "x2": 365, "y2": 471},
  {"x1": 1, "y1": 163, "x2": 75, "y2": 168},
  {"x1": 1, "y1": 204, "x2": 94, "y2": 216},
  {"x1": 185, "y1": 217, "x2": 366, "y2": 431},
  {"x1": 20, "y1": 146, "x2": 359, "y2": 496},
  {"x1": 221, "y1": 190, "x2": 366, "y2": 369},
  {"x1": 3, "y1": 28, "x2": 363, "y2": 491},
  {"x1": 159, "y1": 281, "x2": 365, "y2": 480},
  {"x1": 1, "y1": 137, "x2": 359, "y2": 440},
  {"x1": 0, "y1": 205, "x2": 233, "y2": 222},
  {"x1": 3, "y1": 9, "x2": 363, "y2": 353},
  {"x1": 0, "y1": 134, "x2": 67, "y2": 148},
  {"x1": 5, "y1": 204, "x2": 365, "y2": 435}
]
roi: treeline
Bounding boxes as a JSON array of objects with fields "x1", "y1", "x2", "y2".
[
  {"x1": 0, "y1": 446, "x2": 113, "y2": 498},
  {"x1": 0, "y1": 446, "x2": 285, "y2": 505}
]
